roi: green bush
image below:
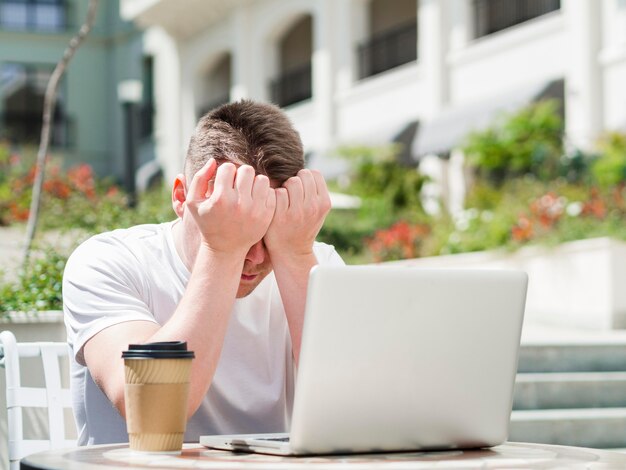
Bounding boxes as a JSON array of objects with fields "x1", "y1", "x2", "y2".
[
  {"x1": 591, "y1": 132, "x2": 626, "y2": 188},
  {"x1": 0, "y1": 247, "x2": 66, "y2": 315},
  {"x1": 335, "y1": 144, "x2": 427, "y2": 214},
  {"x1": 463, "y1": 100, "x2": 564, "y2": 184}
]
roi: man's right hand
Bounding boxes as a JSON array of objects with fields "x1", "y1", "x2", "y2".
[{"x1": 185, "y1": 159, "x2": 277, "y2": 256}]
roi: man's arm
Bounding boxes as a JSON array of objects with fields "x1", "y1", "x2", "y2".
[
  {"x1": 83, "y1": 160, "x2": 276, "y2": 419},
  {"x1": 264, "y1": 169, "x2": 331, "y2": 364}
]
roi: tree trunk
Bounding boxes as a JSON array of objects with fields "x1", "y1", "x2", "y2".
[{"x1": 21, "y1": 0, "x2": 100, "y2": 267}]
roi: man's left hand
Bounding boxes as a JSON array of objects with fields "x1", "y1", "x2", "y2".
[{"x1": 264, "y1": 169, "x2": 331, "y2": 260}]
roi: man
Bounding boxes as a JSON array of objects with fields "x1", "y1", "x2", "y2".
[{"x1": 63, "y1": 100, "x2": 344, "y2": 445}]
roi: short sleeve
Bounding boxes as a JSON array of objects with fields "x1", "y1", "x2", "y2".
[
  {"x1": 313, "y1": 241, "x2": 345, "y2": 267},
  {"x1": 63, "y1": 234, "x2": 158, "y2": 366}
]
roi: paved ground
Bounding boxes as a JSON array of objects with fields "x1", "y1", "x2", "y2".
[{"x1": 0, "y1": 226, "x2": 26, "y2": 282}]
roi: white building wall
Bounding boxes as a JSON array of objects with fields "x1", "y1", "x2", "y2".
[
  {"x1": 124, "y1": 0, "x2": 626, "y2": 185},
  {"x1": 600, "y1": 0, "x2": 626, "y2": 131},
  {"x1": 448, "y1": 12, "x2": 565, "y2": 105},
  {"x1": 143, "y1": 26, "x2": 183, "y2": 182},
  {"x1": 337, "y1": 63, "x2": 424, "y2": 144}
]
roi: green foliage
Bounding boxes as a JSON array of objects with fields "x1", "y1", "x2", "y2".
[
  {"x1": 39, "y1": 184, "x2": 173, "y2": 233},
  {"x1": 318, "y1": 144, "x2": 428, "y2": 262},
  {"x1": 318, "y1": 198, "x2": 400, "y2": 263},
  {"x1": 0, "y1": 247, "x2": 66, "y2": 315},
  {"x1": 591, "y1": 132, "x2": 626, "y2": 188},
  {"x1": 336, "y1": 144, "x2": 426, "y2": 214},
  {"x1": 0, "y1": 144, "x2": 173, "y2": 313},
  {"x1": 462, "y1": 100, "x2": 564, "y2": 184}
]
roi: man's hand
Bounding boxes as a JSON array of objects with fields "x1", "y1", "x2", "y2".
[
  {"x1": 263, "y1": 169, "x2": 331, "y2": 364},
  {"x1": 185, "y1": 159, "x2": 277, "y2": 256},
  {"x1": 264, "y1": 169, "x2": 331, "y2": 260}
]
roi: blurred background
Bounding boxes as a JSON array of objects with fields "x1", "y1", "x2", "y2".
[
  {"x1": 2, "y1": 0, "x2": 626, "y2": 265},
  {"x1": 2, "y1": 0, "x2": 626, "y2": 459}
]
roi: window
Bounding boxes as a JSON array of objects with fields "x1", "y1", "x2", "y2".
[
  {"x1": 357, "y1": 0, "x2": 417, "y2": 79},
  {"x1": 139, "y1": 56, "x2": 155, "y2": 140},
  {"x1": 357, "y1": 21, "x2": 417, "y2": 79},
  {"x1": 270, "y1": 15, "x2": 313, "y2": 107},
  {"x1": 197, "y1": 53, "x2": 231, "y2": 117},
  {"x1": 0, "y1": 0, "x2": 68, "y2": 32},
  {"x1": 0, "y1": 63, "x2": 72, "y2": 147},
  {"x1": 473, "y1": 0, "x2": 560, "y2": 39}
]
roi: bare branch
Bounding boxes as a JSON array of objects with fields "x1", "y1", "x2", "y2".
[{"x1": 21, "y1": 0, "x2": 100, "y2": 267}]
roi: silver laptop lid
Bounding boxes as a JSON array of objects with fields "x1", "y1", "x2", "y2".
[{"x1": 289, "y1": 266, "x2": 527, "y2": 455}]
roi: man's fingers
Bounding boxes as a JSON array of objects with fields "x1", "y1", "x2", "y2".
[
  {"x1": 266, "y1": 187, "x2": 277, "y2": 212},
  {"x1": 311, "y1": 169, "x2": 328, "y2": 196},
  {"x1": 283, "y1": 176, "x2": 304, "y2": 207},
  {"x1": 297, "y1": 169, "x2": 317, "y2": 204},
  {"x1": 188, "y1": 158, "x2": 217, "y2": 201},
  {"x1": 311, "y1": 169, "x2": 331, "y2": 212},
  {"x1": 275, "y1": 187, "x2": 289, "y2": 213},
  {"x1": 235, "y1": 165, "x2": 255, "y2": 199},
  {"x1": 252, "y1": 174, "x2": 270, "y2": 200},
  {"x1": 213, "y1": 162, "x2": 237, "y2": 193}
]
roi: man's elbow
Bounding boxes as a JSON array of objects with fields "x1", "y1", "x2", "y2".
[{"x1": 93, "y1": 375, "x2": 127, "y2": 419}]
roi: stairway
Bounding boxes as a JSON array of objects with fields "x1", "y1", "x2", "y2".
[{"x1": 509, "y1": 332, "x2": 626, "y2": 449}]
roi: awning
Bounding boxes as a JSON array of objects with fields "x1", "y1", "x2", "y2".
[{"x1": 412, "y1": 79, "x2": 564, "y2": 158}]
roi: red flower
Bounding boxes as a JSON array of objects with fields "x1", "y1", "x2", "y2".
[
  {"x1": 511, "y1": 214, "x2": 533, "y2": 242},
  {"x1": 581, "y1": 188, "x2": 606, "y2": 219},
  {"x1": 366, "y1": 221, "x2": 430, "y2": 262}
]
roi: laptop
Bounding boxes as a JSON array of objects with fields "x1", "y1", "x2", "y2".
[{"x1": 201, "y1": 265, "x2": 528, "y2": 456}]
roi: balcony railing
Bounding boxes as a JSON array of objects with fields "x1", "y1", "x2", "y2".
[
  {"x1": 270, "y1": 62, "x2": 312, "y2": 108},
  {"x1": 358, "y1": 22, "x2": 417, "y2": 80},
  {"x1": 0, "y1": 111, "x2": 74, "y2": 147},
  {"x1": 473, "y1": 0, "x2": 560, "y2": 38}
]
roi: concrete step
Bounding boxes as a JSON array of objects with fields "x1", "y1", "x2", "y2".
[
  {"x1": 518, "y1": 343, "x2": 626, "y2": 373},
  {"x1": 510, "y1": 408, "x2": 626, "y2": 449},
  {"x1": 513, "y1": 372, "x2": 626, "y2": 410}
]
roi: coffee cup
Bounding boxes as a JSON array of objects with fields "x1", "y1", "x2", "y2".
[{"x1": 122, "y1": 341, "x2": 194, "y2": 452}]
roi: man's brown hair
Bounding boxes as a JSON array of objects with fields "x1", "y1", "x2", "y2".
[{"x1": 185, "y1": 100, "x2": 304, "y2": 184}]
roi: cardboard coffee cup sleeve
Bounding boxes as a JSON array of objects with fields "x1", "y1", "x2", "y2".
[{"x1": 125, "y1": 383, "x2": 189, "y2": 433}]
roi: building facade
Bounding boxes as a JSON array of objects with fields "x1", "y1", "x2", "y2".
[
  {"x1": 0, "y1": 0, "x2": 154, "y2": 181},
  {"x1": 121, "y1": 0, "x2": 626, "y2": 200}
]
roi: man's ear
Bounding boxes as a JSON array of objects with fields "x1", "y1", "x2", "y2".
[{"x1": 172, "y1": 174, "x2": 186, "y2": 218}]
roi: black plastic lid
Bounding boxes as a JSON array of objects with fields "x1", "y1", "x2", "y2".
[{"x1": 121, "y1": 341, "x2": 195, "y2": 359}]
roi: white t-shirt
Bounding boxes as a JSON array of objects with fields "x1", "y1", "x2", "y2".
[{"x1": 63, "y1": 221, "x2": 344, "y2": 445}]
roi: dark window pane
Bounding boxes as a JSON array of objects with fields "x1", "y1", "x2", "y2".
[
  {"x1": 270, "y1": 62, "x2": 312, "y2": 108},
  {"x1": 358, "y1": 22, "x2": 417, "y2": 80},
  {"x1": 473, "y1": 0, "x2": 560, "y2": 39},
  {"x1": 0, "y1": 62, "x2": 71, "y2": 147}
]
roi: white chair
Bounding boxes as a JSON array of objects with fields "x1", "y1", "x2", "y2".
[{"x1": 0, "y1": 330, "x2": 76, "y2": 470}]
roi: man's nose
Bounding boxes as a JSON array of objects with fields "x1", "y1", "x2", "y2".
[{"x1": 245, "y1": 240, "x2": 266, "y2": 264}]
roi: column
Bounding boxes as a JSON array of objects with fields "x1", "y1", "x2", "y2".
[
  {"x1": 231, "y1": 6, "x2": 251, "y2": 101},
  {"x1": 144, "y1": 26, "x2": 183, "y2": 183},
  {"x1": 312, "y1": 0, "x2": 336, "y2": 151},
  {"x1": 418, "y1": 0, "x2": 450, "y2": 117},
  {"x1": 564, "y1": 0, "x2": 603, "y2": 151},
  {"x1": 179, "y1": 43, "x2": 198, "y2": 164}
]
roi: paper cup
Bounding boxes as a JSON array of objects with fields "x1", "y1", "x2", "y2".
[{"x1": 122, "y1": 342, "x2": 194, "y2": 452}]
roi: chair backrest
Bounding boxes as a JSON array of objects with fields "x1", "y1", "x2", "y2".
[{"x1": 0, "y1": 330, "x2": 76, "y2": 470}]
